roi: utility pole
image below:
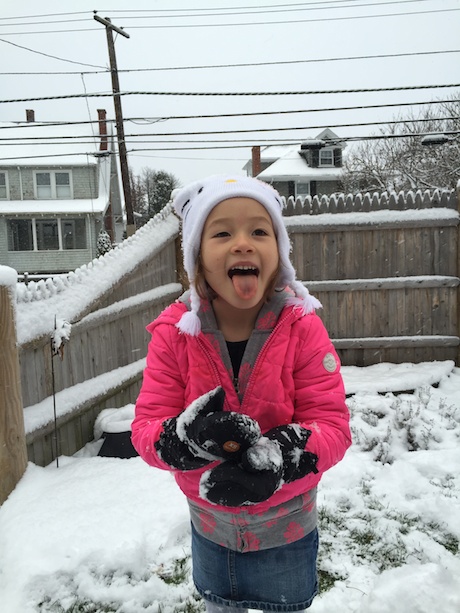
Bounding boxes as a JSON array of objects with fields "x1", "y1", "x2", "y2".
[{"x1": 94, "y1": 13, "x2": 136, "y2": 237}]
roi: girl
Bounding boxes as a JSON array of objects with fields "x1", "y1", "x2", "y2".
[{"x1": 132, "y1": 175, "x2": 351, "y2": 613}]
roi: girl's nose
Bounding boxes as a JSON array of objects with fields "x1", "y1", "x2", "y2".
[{"x1": 231, "y1": 232, "x2": 254, "y2": 253}]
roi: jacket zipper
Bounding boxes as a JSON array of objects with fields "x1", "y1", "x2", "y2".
[
  {"x1": 197, "y1": 308, "x2": 296, "y2": 410},
  {"x1": 240, "y1": 309, "x2": 295, "y2": 414}
]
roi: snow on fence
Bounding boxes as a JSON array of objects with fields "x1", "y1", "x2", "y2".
[
  {"x1": 11, "y1": 189, "x2": 460, "y2": 468},
  {"x1": 283, "y1": 188, "x2": 457, "y2": 216}
]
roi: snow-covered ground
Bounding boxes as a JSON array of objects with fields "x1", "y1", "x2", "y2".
[{"x1": 0, "y1": 361, "x2": 459, "y2": 613}]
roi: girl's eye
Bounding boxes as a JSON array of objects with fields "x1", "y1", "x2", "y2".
[
  {"x1": 253, "y1": 228, "x2": 268, "y2": 236},
  {"x1": 213, "y1": 231, "x2": 230, "y2": 238}
]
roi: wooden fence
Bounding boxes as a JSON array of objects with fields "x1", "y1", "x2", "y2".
[{"x1": 13, "y1": 188, "x2": 460, "y2": 467}]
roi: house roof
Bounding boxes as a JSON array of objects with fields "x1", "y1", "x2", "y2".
[
  {"x1": 243, "y1": 130, "x2": 344, "y2": 174},
  {"x1": 0, "y1": 122, "x2": 111, "y2": 166},
  {"x1": 257, "y1": 147, "x2": 343, "y2": 182}
]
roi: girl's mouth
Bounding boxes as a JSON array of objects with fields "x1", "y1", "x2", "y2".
[{"x1": 228, "y1": 266, "x2": 259, "y2": 299}]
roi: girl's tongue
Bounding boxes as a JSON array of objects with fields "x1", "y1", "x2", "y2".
[{"x1": 231, "y1": 272, "x2": 258, "y2": 300}]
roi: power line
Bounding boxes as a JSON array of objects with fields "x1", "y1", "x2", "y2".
[
  {"x1": 0, "y1": 129, "x2": 458, "y2": 161},
  {"x1": 0, "y1": 1, "x2": 439, "y2": 26},
  {"x1": 116, "y1": 49, "x2": 460, "y2": 73},
  {"x1": 2, "y1": 82, "x2": 460, "y2": 104},
  {"x1": 0, "y1": 11, "x2": 87, "y2": 21},
  {"x1": 116, "y1": 7, "x2": 460, "y2": 29},
  {"x1": 0, "y1": 37, "x2": 106, "y2": 69},
  {"x1": 0, "y1": 98, "x2": 457, "y2": 130},
  {"x1": 97, "y1": 1, "x2": 438, "y2": 20},
  {"x1": 2, "y1": 115, "x2": 456, "y2": 143},
  {"x1": 0, "y1": 1, "x2": 437, "y2": 22},
  {"x1": 0, "y1": 5, "x2": 458, "y2": 35},
  {"x1": 125, "y1": 129, "x2": 460, "y2": 150},
  {"x1": 2, "y1": 49, "x2": 458, "y2": 77}
]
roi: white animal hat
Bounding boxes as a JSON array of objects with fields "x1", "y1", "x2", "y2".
[{"x1": 173, "y1": 174, "x2": 321, "y2": 335}]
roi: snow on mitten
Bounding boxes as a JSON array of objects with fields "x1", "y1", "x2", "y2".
[
  {"x1": 154, "y1": 388, "x2": 228, "y2": 470},
  {"x1": 176, "y1": 387, "x2": 261, "y2": 462},
  {"x1": 264, "y1": 424, "x2": 318, "y2": 483},
  {"x1": 200, "y1": 437, "x2": 283, "y2": 506}
]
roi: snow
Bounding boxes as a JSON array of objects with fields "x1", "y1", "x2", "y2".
[
  {"x1": 284, "y1": 207, "x2": 459, "y2": 229},
  {"x1": 1, "y1": 361, "x2": 459, "y2": 613},
  {"x1": 257, "y1": 147, "x2": 343, "y2": 182},
  {"x1": 0, "y1": 264, "x2": 18, "y2": 288},
  {"x1": 23, "y1": 358, "x2": 146, "y2": 435},
  {"x1": 13, "y1": 209, "x2": 179, "y2": 345}
]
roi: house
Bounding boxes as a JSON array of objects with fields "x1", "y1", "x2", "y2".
[
  {"x1": 0, "y1": 109, "x2": 124, "y2": 276},
  {"x1": 245, "y1": 129, "x2": 345, "y2": 199}
]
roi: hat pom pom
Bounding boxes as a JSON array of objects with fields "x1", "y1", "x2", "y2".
[
  {"x1": 176, "y1": 311, "x2": 202, "y2": 336},
  {"x1": 286, "y1": 282, "x2": 322, "y2": 315}
]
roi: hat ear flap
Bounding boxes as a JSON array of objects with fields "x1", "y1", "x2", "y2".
[
  {"x1": 176, "y1": 286, "x2": 202, "y2": 335},
  {"x1": 286, "y1": 281, "x2": 322, "y2": 315}
]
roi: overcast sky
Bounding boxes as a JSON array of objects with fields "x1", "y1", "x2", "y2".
[{"x1": 1, "y1": 0, "x2": 459, "y2": 186}]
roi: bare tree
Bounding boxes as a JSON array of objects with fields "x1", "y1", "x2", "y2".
[
  {"x1": 341, "y1": 95, "x2": 460, "y2": 193},
  {"x1": 129, "y1": 168, "x2": 180, "y2": 228}
]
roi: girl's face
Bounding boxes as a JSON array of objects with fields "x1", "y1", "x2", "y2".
[{"x1": 200, "y1": 197, "x2": 279, "y2": 312}]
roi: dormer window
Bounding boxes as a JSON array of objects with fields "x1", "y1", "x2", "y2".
[
  {"x1": 34, "y1": 170, "x2": 72, "y2": 199},
  {"x1": 319, "y1": 149, "x2": 334, "y2": 167}
]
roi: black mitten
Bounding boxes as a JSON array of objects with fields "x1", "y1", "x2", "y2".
[
  {"x1": 155, "y1": 417, "x2": 210, "y2": 471},
  {"x1": 201, "y1": 438, "x2": 283, "y2": 506},
  {"x1": 265, "y1": 424, "x2": 318, "y2": 483},
  {"x1": 177, "y1": 387, "x2": 261, "y2": 461}
]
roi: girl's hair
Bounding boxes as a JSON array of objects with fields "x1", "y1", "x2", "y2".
[{"x1": 194, "y1": 255, "x2": 281, "y2": 302}]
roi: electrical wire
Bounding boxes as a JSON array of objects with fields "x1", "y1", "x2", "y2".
[
  {"x1": 1, "y1": 115, "x2": 456, "y2": 143},
  {"x1": 0, "y1": 5, "x2": 458, "y2": 35},
  {"x1": 2, "y1": 82, "x2": 460, "y2": 104},
  {"x1": 0, "y1": 1, "x2": 438, "y2": 25},
  {"x1": 0, "y1": 131, "x2": 458, "y2": 161},
  {"x1": 0, "y1": 98, "x2": 458, "y2": 130},
  {"x1": 0, "y1": 37, "x2": 106, "y2": 69},
  {"x1": 114, "y1": 7, "x2": 460, "y2": 29},
  {"x1": 1, "y1": 48, "x2": 458, "y2": 77}
]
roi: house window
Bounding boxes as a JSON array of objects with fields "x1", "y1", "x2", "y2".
[
  {"x1": 62, "y1": 218, "x2": 86, "y2": 249},
  {"x1": 34, "y1": 171, "x2": 72, "y2": 199},
  {"x1": 296, "y1": 182, "x2": 310, "y2": 197},
  {"x1": 36, "y1": 219, "x2": 59, "y2": 250},
  {"x1": 319, "y1": 149, "x2": 333, "y2": 166},
  {"x1": 0, "y1": 172, "x2": 8, "y2": 199},
  {"x1": 7, "y1": 217, "x2": 86, "y2": 251},
  {"x1": 7, "y1": 219, "x2": 33, "y2": 251}
]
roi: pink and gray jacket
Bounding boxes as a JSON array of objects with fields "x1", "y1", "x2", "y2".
[{"x1": 132, "y1": 291, "x2": 351, "y2": 516}]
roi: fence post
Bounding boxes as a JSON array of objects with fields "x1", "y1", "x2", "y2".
[{"x1": 0, "y1": 266, "x2": 28, "y2": 506}]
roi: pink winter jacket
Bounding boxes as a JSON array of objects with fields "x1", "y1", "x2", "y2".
[{"x1": 132, "y1": 299, "x2": 351, "y2": 515}]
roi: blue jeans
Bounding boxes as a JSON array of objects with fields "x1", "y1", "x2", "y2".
[{"x1": 192, "y1": 523, "x2": 318, "y2": 611}]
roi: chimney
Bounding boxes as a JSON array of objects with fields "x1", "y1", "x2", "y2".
[
  {"x1": 97, "y1": 109, "x2": 108, "y2": 151},
  {"x1": 252, "y1": 146, "x2": 261, "y2": 177},
  {"x1": 26, "y1": 109, "x2": 35, "y2": 122}
]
